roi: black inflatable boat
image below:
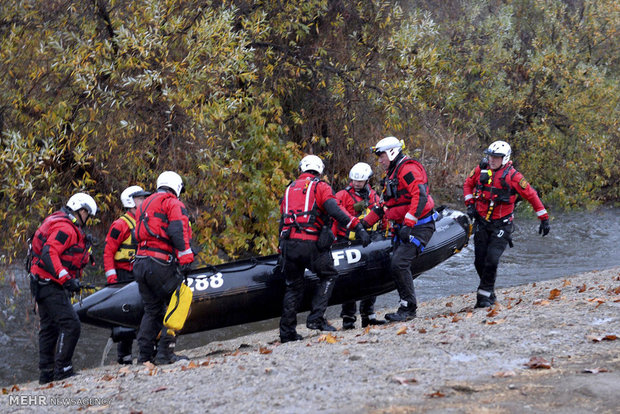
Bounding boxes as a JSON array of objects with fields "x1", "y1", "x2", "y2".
[{"x1": 75, "y1": 207, "x2": 470, "y2": 334}]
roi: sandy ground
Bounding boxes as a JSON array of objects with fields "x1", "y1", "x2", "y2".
[{"x1": 2, "y1": 267, "x2": 619, "y2": 413}]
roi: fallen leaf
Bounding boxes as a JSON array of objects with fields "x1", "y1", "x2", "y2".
[
  {"x1": 396, "y1": 326, "x2": 408, "y2": 335},
  {"x1": 485, "y1": 319, "x2": 506, "y2": 325},
  {"x1": 445, "y1": 302, "x2": 453, "y2": 307},
  {"x1": 418, "y1": 328, "x2": 427, "y2": 334},
  {"x1": 100, "y1": 374, "x2": 115, "y2": 381},
  {"x1": 587, "y1": 334, "x2": 617, "y2": 342},
  {"x1": 153, "y1": 386, "x2": 167, "y2": 392},
  {"x1": 452, "y1": 315, "x2": 462, "y2": 323},
  {"x1": 533, "y1": 299, "x2": 550, "y2": 306},
  {"x1": 524, "y1": 356, "x2": 551, "y2": 369},
  {"x1": 562, "y1": 279, "x2": 571, "y2": 287},
  {"x1": 582, "y1": 368, "x2": 609, "y2": 374},
  {"x1": 549, "y1": 288, "x2": 562, "y2": 300},
  {"x1": 118, "y1": 366, "x2": 131, "y2": 374},
  {"x1": 578, "y1": 284, "x2": 587, "y2": 293},
  {"x1": 11, "y1": 385, "x2": 19, "y2": 392},
  {"x1": 259, "y1": 347, "x2": 272, "y2": 354},
  {"x1": 392, "y1": 376, "x2": 418, "y2": 385},
  {"x1": 465, "y1": 311, "x2": 473, "y2": 318},
  {"x1": 181, "y1": 361, "x2": 198, "y2": 371},
  {"x1": 62, "y1": 383, "x2": 72, "y2": 388},
  {"x1": 142, "y1": 361, "x2": 156, "y2": 370},
  {"x1": 318, "y1": 333, "x2": 339, "y2": 344},
  {"x1": 200, "y1": 360, "x2": 211, "y2": 366},
  {"x1": 426, "y1": 391, "x2": 446, "y2": 398},
  {"x1": 492, "y1": 370, "x2": 516, "y2": 377},
  {"x1": 486, "y1": 307, "x2": 499, "y2": 317}
]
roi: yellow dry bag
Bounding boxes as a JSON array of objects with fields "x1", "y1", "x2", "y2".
[{"x1": 164, "y1": 282, "x2": 192, "y2": 331}]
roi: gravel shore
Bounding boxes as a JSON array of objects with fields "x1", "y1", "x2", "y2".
[{"x1": 2, "y1": 266, "x2": 619, "y2": 413}]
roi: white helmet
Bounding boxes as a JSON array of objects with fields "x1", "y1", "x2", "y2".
[
  {"x1": 484, "y1": 140, "x2": 511, "y2": 166},
  {"x1": 157, "y1": 171, "x2": 184, "y2": 197},
  {"x1": 372, "y1": 136, "x2": 403, "y2": 161},
  {"x1": 120, "y1": 185, "x2": 151, "y2": 208},
  {"x1": 66, "y1": 193, "x2": 97, "y2": 216},
  {"x1": 349, "y1": 162, "x2": 373, "y2": 181},
  {"x1": 299, "y1": 155, "x2": 324, "y2": 175}
]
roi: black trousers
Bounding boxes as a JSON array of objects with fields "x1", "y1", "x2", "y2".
[
  {"x1": 473, "y1": 219, "x2": 513, "y2": 293},
  {"x1": 341, "y1": 296, "x2": 377, "y2": 320},
  {"x1": 391, "y1": 221, "x2": 435, "y2": 307},
  {"x1": 36, "y1": 282, "x2": 81, "y2": 375},
  {"x1": 133, "y1": 257, "x2": 180, "y2": 362},
  {"x1": 279, "y1": 239, "x2": 337, "y2": 338}
]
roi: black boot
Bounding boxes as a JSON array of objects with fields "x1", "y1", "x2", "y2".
[
  {"x1": 280, "y1": 333, "x2": 303, "y2": 343},
  {"x1": 54, "y1": 366, "x2": 77, "y2": 381},
  {"x1": 342, "y1": 316, "x2": 356, "y2": 330},
  {"x1": 117, "y1": 355, "x2": 133, "y2": 365},
  {"x1": 474, "y1": 291, "x2": 496, "y2": 308},
  {"x1": 39, "y1": 369, "x2": 54, "y2": 385},
  {"x1": 306, "y1": 318, "x2": 337, "y2": 332},
  {"x1": 385, "y1": 301, "x2": 417, "y2": 322},
  {"x1": 361, "y1": 316, "x2": 387, "y2": 327},
  {"x1": 154, "y1": 332, "x2": 188, "y2": 365}
]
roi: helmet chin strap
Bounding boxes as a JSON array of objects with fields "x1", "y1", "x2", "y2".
[{"x1": 76, "y1": 209, "x2": 89, "y2": 226}]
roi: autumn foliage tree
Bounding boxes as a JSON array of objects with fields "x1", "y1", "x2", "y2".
[{"x1": 0, "y1": 0, "x2": 617, "y2": 268}]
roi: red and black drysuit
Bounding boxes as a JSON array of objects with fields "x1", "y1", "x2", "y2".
[
  {"x1": 278, "y1": 172, "x2": 363, "y2": 341},
  {"x1": 29, "y1": 207, "x2": 92, "y2": 380},
  {"x1": 134, "y1": 190, "x2": 194, "y2": 363},
  {"x1": 364, "y1": 153, "x2": 436, "y2": 314},
  {"x1": 333, "y1": 183, "x2": 382, "y2": 323},
  {"x1": 463, "y1": 161, "x2": 548, "y2": 299},
  {"x1": 103, "y1": 211, "x2": 139, "y2": 363}
]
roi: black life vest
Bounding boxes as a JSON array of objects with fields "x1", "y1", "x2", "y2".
[
  {"x1": 381, "y1": 156, "x2": 429, "y2": 207},
  {"x1": 475, "y1": 165, "x2": 518, "y2": 204}
]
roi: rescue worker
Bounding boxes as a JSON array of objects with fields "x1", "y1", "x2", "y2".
[
  {"x1": 363, "y1": 137, "x2": 437, "y2": 322},
  {"x1": 464, "y1": 140, "x2": 550, "y2": 308},
  {"x1": 334, "y1": 162, "x2": 387, "y2": 329},
  {"x1": 279, "y1": 155, "x2": 372, "y2": 343},
  {"x1": 103, "y1": 185, "x2": 150, "y2": 364},
  {"x1": 28, "y1": 193, "x2": 97, "y2": 384},
  {"x1": 134, "y1": 171, "x2": 193, "y2": 365}
]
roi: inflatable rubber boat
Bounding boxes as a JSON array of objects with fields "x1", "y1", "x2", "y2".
[{"x1": 75, "y1": 207, "x2": 470, "y2": 335}]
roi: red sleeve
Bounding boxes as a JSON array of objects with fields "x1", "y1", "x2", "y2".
[
  {"x1": 507, "y1": 171, "x2": 549, "y2": 220},
  {"x1": 402, "y1": 162, "x2": 430, "y2": 222},
  {"x1": 103, "y1": 218, "x2": 129, "y2": 277},
  {"x1": 463, "y1": 166, "x2": 480, "y2": 205}
]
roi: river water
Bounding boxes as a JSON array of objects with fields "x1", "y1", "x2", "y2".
[{"x1": 1, "y1": 207, "x2": 618, "y2": 385}]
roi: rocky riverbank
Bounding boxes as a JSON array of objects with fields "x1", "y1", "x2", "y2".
[{"x1": 2, "y1": 267, "x2": 619, "y2": 413}]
